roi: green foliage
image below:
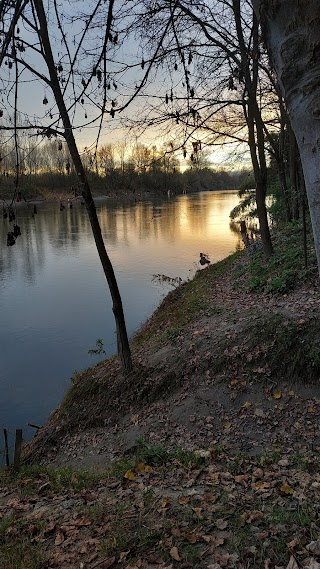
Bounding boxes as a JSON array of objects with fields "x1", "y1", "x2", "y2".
[
  {"x1": 152, "y1": 274, "x2": 183, "y2": 288},
  {"x1": 135, "y1": 438, "x2": 168, "y2": 465},
  {"x1": 243, "y1": 222, "x2": 317, "y2": 294},
  {"x1": 164, "y1": 326, "x2": 183, "y2": 341},
  {"x1": 88, "y1": 338, "x2": 106, "y2": 356}
]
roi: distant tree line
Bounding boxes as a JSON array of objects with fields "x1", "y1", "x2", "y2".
[{"x1": 0, "y1": 137, "x2": 249, "y2": 200}]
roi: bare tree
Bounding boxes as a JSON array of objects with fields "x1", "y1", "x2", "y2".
[{"x1": 0, "y1": 0, "x2": 133, "y2": 373}]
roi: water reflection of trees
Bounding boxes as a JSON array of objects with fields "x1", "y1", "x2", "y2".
[{"x1": 1, "y1": 192, "x2": 240, "y2": 288}]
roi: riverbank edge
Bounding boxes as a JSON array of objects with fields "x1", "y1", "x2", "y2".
[
  {"x1": 22, "y1": 222, "x2": 320, "y2": 469},
  {"x1": 2, "y1": 224, "x2": 320, "y2": 569}
]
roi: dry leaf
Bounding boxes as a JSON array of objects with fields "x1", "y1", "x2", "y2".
[
  {"x1": 124, "y1": 470, "x2": 136, "y2": 481},
  {"x1": 161, "y1": 498, "x2": 171, "y2": 508},
  {"x1": 178, "y1": 496, "x2": 189, "y2": 505},
  {"x1": 252, "y1": 481, "x2": 270, "y2": 491},
  {"x1": 54, "y1": 532, "x2": 65, "y2": 546},
  {"x1": 74, "y1": 517, "x2": 92, "y2": 527},
  {"x1": 137, "y1": 463, "x2": 152, "y2": 473},
  {"x1": 215, "y1": 518, "x2": 228, "y2": 530},
  {"x1": 286, "y1": 556, "x2": 299, "y2": 569},
  {"x1": 305, "y1": 558, "x2": 320, "y2": 569},
  {"x1": 170, "y1": 546, "x2": 180, "y2": 561},
  {"x1": 280, "y1": 483, "x2": 294, "y2": 495},
  {"x1": 273, "y1": 390, "x2": 282, "y2": 399},
  {"x1": 307, "y1": 541, "x2": 320, "y2": 555},
  {"x1": 92, "y1": 557, "x2": 116, "y2": 568},
  {"x1": 185, "y1": 533, "x2": 198, "y2": 544}
]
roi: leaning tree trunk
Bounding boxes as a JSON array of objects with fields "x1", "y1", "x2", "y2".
[
  {"x1": 252, "y1": 0, "x2": 320, "y2": 274},
  {"x1": 34, "y1": 0, "x2": 133, "y2": 374}
]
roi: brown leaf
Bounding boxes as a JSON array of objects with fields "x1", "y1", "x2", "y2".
[
  {"x1": 54, "y1": 532, "x2": 65, "y2": 546},
  {"x1": 280, "y1": 483, "x2": 294, "y2": 495},
  {"x1": 286, "y1": 556, "x2": 299, "y2": 569},
  {"x1": 92, "y1": 557, "x2": 116, "y2": 568},
  {"x1": 74, "y1": 517, "x2": 92, "y2": 527},
  {"x1": 305, "y1": 559, "x2": 320, "y2": 569},
  {"x1": 307, "y1": 541, "x2": 320, "y2": 556},
  {"x1": 178, "y1": 496, "x2": 189, "y2": 505},
  {"x1": 170, "y1": 546, "x2": 181, "y2": 561},
  {"x1": 124, "y1": 470, "x2": 136, "y2": 481},
  {"x1": 185, "y1": 533, "x2": 198, "y2": 544},
  {"x1": 215, "y1": 519, "x2": 228, "y2": 530}
]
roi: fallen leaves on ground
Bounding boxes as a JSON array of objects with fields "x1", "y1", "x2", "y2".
[{"x1": 2, "y1": 447, "x2": 320, "y2": 569}]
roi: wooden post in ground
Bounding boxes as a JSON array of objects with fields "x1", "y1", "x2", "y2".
[
  {"x1": 3, "y1": 429, "x2": 10, "y2": 467},
  {"x1": 13, "y1": 429, "x2": 23, "y2": 471}
]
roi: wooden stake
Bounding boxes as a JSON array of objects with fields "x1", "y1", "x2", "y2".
[
  {"x1": 3, "y1": 429, "x2": 10, "y2": 467},
  {"x1": 13, "y1": 429, "x2": 23, "y2": 470}
]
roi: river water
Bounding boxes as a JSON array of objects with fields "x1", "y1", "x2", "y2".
[{"x1": 0, "y1": 190, "x2": 240, "y2": 441}]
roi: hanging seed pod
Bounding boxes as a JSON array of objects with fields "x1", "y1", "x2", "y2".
[
  {"x1": 188, "y1": 52, "x2": 193, "y2": 65},
  {"x1": 174, "y1": 63, "x2": 178, "y2": 71},
  {"x1": 190, "y1": 87, "x2": 194, "y2": 98},
  {"x1": 113, "y1": 81, "x2": 117, "y2": 89},
  {"x1": 0, "y1": 110, "x2": 3, "y2": 117},
  {"x1": 81, "y1": 98, "x2": 84, "y2": 105},
  {"x1": 97, "y1": 70, "x2": 102, "y2": 82},
  {"x1": 85, "y1": 112, "x2": 87, "y2": 119},
  {"x1": 8, "y1": 61, "x2": 13, "y2": 69},
  {"x1": 141, "y1": 59, "x2": 145, "y2": 70},
  {"x1": 110, "y1": 108, "x2": 115, "y2": 118},
  {"x1": 165, "y1": 94, "x2": 169, "y2": 104},
  {"x1": 114, "y1": 34, "x2": 118, "y2": 44},
  {"x1": 7, "y1": 232, "x2": 16, "y2": 246},
  {"x1": 43, "y1": 96, "x2": 48, "y2": 105},
  {"x1": 81, "y1": 78, "x2": 86, "y2": 87},
  {"x1": 170, "y1": 89, "x2": 173, "y2": 102},
  {"x1": 58, "y1": 64, "x2": 63, "y2": 72},
  {"x1": 13, "y1": 224, "x2": 21, "y2": 237}
]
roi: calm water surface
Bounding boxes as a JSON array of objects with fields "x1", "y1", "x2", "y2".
[{"x1": 0, "y1": 191, "x2": 240, "y2": 439}]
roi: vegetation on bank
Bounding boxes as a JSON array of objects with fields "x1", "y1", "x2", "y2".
[{"x1": 21, "y1": 218, "x2": 319, "y2": 441}]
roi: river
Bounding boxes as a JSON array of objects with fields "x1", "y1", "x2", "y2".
[{"x1": 0, "y1": 190, "x2": 240, "y2": 443}]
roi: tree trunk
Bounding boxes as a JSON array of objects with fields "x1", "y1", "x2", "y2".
[
  {"x1": 233, "y1": 1, "x2": 273, "y2": 257},
  {"x1": 33, "y1": 0, "x2": 133, "y2": 374},
  {"x1": 252, "y1": 0, "x2": 320, "y2": 273}
]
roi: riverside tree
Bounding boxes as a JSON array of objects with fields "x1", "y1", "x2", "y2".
[
  {"x1": 120, "y1": 0, "x2": 283, "y2": 257},
  {"x1": 251, "y1": 0, "x2": 320, "y2": 273},
  {"x1": 0, "y1": 0, "x2": 136, "y2": 373}
]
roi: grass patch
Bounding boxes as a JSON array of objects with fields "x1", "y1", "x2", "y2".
[
  {"x1": 0, "y1": 542, "x2": 48, "y2": 569},
  {"x1": 237, "y1": 222, "x2": 317, "y2": 294}
]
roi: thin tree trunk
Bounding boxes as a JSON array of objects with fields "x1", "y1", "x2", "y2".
[
  {"x1": 233, "y1": 1, "x2": 273, "y2": 257},
  {"x1": 33, "y1": 0, "x2": 133, "y2": 373}
]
